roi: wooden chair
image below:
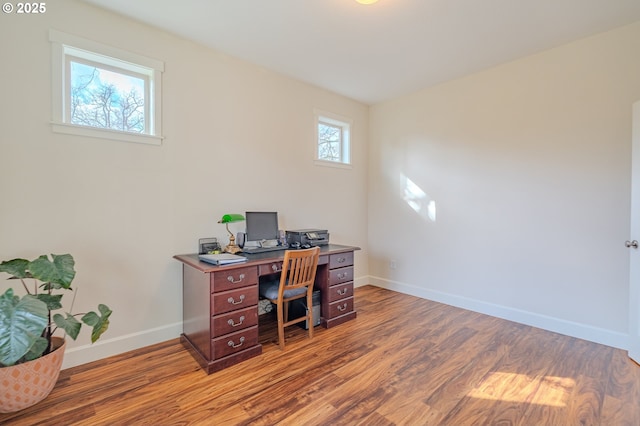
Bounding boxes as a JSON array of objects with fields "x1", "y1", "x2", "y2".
[{"x1": 259, "y1": 247, "x2": 320, "y2": 349}]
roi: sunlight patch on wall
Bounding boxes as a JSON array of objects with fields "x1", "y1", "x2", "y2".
[
  {"x1": 467, "y1": 371, "x2": 575, "y2": 407},
  {"x1": 401, "y1": 174, "x2": 436, "y2": 222}
]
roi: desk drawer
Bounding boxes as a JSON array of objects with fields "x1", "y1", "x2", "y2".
[
  {"x1": 327, "y1": 282, "x2": 354, "y2": 303},
  {"x1": 212, "y1": 285, "x2": 258, "y2": 315},
  {"x1": 328, "y1": 297, "x2": 354, "y2": 318},
  {"x1": 329, "y1": 252, "x2": 353, "y2": 269},
  {"x1": 212, "y1": 306, "x2": 258, "y2": 337},
  {"x1": 211, "y1": 266, "x2": 258, "y2": 293},
  {"x1": 259, "y1": 261, "x2": 283, "y2": 276},
  {"x1": 212, "y1": 326, "x2": 258, "y2": 359},
  {"x1": 329, "y1": 266, "x2": 353, "y2": 285}
]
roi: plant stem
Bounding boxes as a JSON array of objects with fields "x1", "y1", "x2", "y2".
[
  {"x1": 19, "y1": 278, "x2": 30, "y2": 294},
  {"x1": 46, "y1": 281, "x2": 52, "y2": 354}
]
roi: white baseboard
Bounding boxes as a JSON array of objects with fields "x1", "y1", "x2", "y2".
[
  {"x1": 61, "y1": 321, "x2": 183, "y2": 370},
  {"x1": 354, "y1": 276, "x2": 369, "y2": 288},
  {"x1": 367, "y1": 276, "x2": 629, "y2": 350}
]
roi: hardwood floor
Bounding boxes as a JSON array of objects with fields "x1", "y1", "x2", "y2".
[{"x1": 2, "y1": 285, "x2": 639, "y2": 425}]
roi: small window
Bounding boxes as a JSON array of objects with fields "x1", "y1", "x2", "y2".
[
  {"x1": 50, "y1": 30, "x2": 164, "y2": 145},
  {"x1": 314, "y1": 110, "x2": 352, "y2": 167},
  {"x1": 68, "y1": 58, "x2": 147, "y2": 133}
]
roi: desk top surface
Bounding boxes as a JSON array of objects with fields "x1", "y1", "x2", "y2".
[{"x1": 174, "y1": 244, "x2": 360, "y2": 273}]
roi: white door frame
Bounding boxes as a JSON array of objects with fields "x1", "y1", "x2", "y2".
[{"x1": 629, "y1": 101, "x2": 640, "y2": 363}]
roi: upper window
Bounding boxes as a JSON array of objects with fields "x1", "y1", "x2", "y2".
[
  {"x1": 49, "y1": 30, "x2": 164, "y2": 145},
  {"x1": 315, "y1": 110, "x2": 352, "y2": 167}
]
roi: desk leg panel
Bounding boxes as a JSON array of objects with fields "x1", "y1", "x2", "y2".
[
  {"x1": 180, "y1": 334, "x2": 210, "y2": 372},
  {"x1": 182, "y1": 265, "x2": 211, "y2": 360}
]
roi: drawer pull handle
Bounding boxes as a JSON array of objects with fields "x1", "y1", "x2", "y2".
[
  {"x1": 337, "y1": 303, "x2": 348, "y2": 312},
  {"x1": 271, "y1": 264, "x2": 281, "y2": 272},
  {"x1": 227, "y1": 316, "x2": 245, "y2": 327},
  {"x1": 337, "y1": 272, "x2": 348, "y2": 279},
  {"x1": 337, "y1": 257, "x2": 347, "y2": 263},
  {"x1": 337, "y1": 288, "x2": 348, "y2": 296},
  {"x1": 227, "y1": 295, "x2": 245, "y2": 305},
  {"x1": 227, "y1": 273, "x2": 245, "y2": 284},
  {"x1": 228, "y1": 336, "x2": 245, "y2": 349}
]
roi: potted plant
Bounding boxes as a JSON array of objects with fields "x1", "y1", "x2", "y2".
[{"x1": 0, "y1": 253, "x2": 112, "y2": 413}]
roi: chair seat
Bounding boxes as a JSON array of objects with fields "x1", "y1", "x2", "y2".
[{"x1": 259, "y1": 281, "x2": 308, "y2": 300}]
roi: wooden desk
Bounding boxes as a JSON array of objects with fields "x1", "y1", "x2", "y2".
[{"x1": 174, "y1": 244, "x2": 359, "y2": 374}]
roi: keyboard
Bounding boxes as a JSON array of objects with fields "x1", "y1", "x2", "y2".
[{"x1": 242, "y1": 246, "x2": 286, "y2": 254}]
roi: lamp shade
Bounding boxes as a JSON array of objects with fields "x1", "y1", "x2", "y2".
[{"x1": 218, "y1": 214, "x2": 245, "y2": 224}]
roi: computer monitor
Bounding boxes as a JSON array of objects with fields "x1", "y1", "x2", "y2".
[{"x1": 245, "y1": 211, "x2": 279, "y2": 243}]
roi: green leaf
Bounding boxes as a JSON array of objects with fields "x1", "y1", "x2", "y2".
[
  {"x1": 36, "y1": 293, "x2": 63, "y2": 311},
  {"x1": 82, "y1": 304, "x2": 112, "y2": 343},
  {"x1": 53, "y1": 312, "x2": 81, "y2": 340},
  {"x1": 0, "y1": 289, "x2": 48, "y2": 366},
  {"x1": 30, "y1": 254, "x2": 76, "y2": 290},
  {"x1": 22, "y1": 337, "x2": 48, "y2": 362},
  {"x1": 0, "y1": 258, "x2": 30, "y2": 279}
]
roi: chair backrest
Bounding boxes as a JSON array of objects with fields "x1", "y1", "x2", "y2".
[{"x1": 278, "y1": 247, "x2": 320, "y2": 298}]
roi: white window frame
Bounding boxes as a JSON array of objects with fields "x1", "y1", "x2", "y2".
[
  {"x1": 49, "y1": 30, "x2": 164, "y2": 145},
  {"x1": 314, "y1": 109, "x2": 352, "y2": 169}
]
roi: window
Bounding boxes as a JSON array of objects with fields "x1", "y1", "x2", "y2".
[
  {"x1": 314, "y1": 110, "x2": 352, "y2": 167},
  {"x1": 49, "y1": 30, "x2": 164, "y2": 145}
]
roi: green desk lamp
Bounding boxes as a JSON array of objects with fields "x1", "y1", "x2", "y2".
[{"x1": 218, "y1": 214, "x2": 245, "y2": 254}]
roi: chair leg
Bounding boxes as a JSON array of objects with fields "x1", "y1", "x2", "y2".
[
  {"x1": 277, "y1": 301, "x2": 286, "y2": 350},
  {"x1": 307, "y1": 292, "x2": 314, "y2": 340}
]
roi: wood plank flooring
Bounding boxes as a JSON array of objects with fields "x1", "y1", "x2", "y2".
[{"x1": 2, "y1": 285, "x2": 639, "y2": 425}]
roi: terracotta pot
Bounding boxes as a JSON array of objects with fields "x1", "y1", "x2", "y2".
[{"x1": 0, "y1": 337, "x2": 66, "y2": 413}]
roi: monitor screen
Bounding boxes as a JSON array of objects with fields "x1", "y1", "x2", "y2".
[{"x1": 245, "y1": 211, "x2": 279, "y2": 242}]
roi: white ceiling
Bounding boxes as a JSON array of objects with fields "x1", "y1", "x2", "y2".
[{"x1": 82, "y1": 0, "x2": 640, "y2": 105}]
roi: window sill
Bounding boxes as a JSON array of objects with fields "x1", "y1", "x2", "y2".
[
  {"x1": 314, "y1": 159, "x2": 353, "y2": 170},
  {"x1": 51, "y1": 122, "x2": 163, "y2": 146}
]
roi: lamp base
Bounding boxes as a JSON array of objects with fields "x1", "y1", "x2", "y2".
[
  {"x1": 224, "y1": 244, "x2": 242, "y2": 254},
  {"x1": 224, "y1": 234, "x2": 242, "y2": 254}
]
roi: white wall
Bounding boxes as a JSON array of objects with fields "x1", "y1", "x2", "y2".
[
  {"x1": 369, "y1": 21, "x2": 640, "y2": 349},
  {"x1": 0, "y1": 0, "x2": 369, "y2": 368}
]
